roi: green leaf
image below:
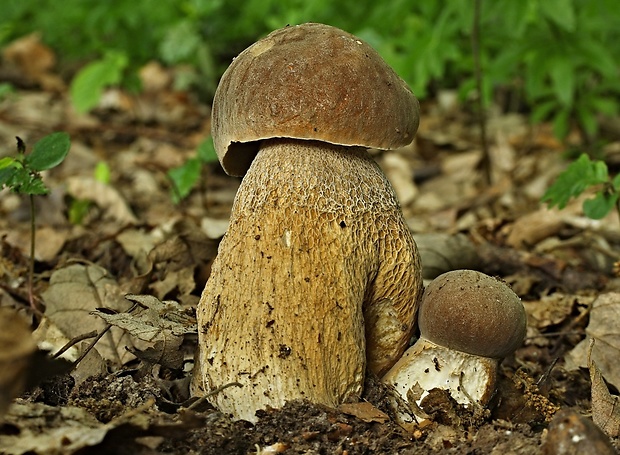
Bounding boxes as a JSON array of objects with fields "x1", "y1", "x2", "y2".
[
  {"x1": 549, "y1": 57, "x2": 574, "y2": 107},
  {"x1": 540, "y1": 0, "x2": 575, "y2": 32},
  {"x1": 160, "y1": 20, "x2": 201, "y2": 64},
  {"x1": 0, "y1": 156, "x2": 16, "y2": 170},
  {"x1": 18, "y1": 175, "x2": 49, "y2": 195},
  {"x1": 26, "y1": 132, "x2": 71, "y2": 171},
  {"x1": 94, "y1": 161, "x2": 111, "y2": 184},
  {"x1": 583, "y1": 192, "x2": 618, "y2": 220},
  {"x1": 70, "y1": 51, "x2": 128, "y2": 113},
  {"x1": 0, "y1": 82, "x2": 14, "y2": 100},
  {"x1": 168, "y1": 157, "x2": 201, "y2": 203},
  {"x1": 531, "y1": 99, "x2": 559, "y2": 124},
  {"x1": 197, "y1": 137, "x2": 219, "y2": 163},
  {"x1": 612, "y1": 173, "x2": 620, "y2": 191},
  {"x1": 552, "y1": 108, "x2": 571, "y2": 139},
  {"x1": 576, "y1": 106, "x2": 598, "y2": 139},
  {"x1": 0, "y1": 166, "x2": 17, "y2": 188},
  {"x1": 541, "y1": 154, "x2": 608, "y2": 209},
  {"x1": 4, "y1": 167, "x2": 48, "y2": 195},
  {"x1": 68, "y1": 199, "x2": 92, "y2": 225}
]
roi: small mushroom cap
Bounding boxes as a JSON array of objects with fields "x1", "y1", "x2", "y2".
[
  {"x1": 419, "y1": 270, "x2": 526, "y2": 359},
  {"x1": 212, "y1": 22, "x2": 420, "y2": 176}
]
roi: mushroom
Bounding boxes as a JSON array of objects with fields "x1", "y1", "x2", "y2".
[
  {"x1": 382, "y1": 269, "x2": 526, "y2": 423},
  {"x1": 190, "y1": 23, "x2": 422, "y2": 422}
]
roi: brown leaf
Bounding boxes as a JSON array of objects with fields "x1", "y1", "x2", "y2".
[
  {"x1": 94, "y1": 294, "x2": 196, "y2": 343},
  {"x1": 338, "y1": 401, "x2": 389, "y2": 423},
  {"x1": 2, "y1": 33, "x2": 64, "y2": 90},
  {"x1": 40, "y1": 263, "x2": 134, "y2": 364},
  {"x1": 522, "y1": 292, "x2": 583, "y2": 330},
  {"x1": 66, "y1": 176, "x2": 138, "y2": 225},
  {"x1": 588, "y1": 339, "x2": 620, "y2": 438},
  {"x1": 565, "y1": 293, "x2": 620, "y2": 389}
]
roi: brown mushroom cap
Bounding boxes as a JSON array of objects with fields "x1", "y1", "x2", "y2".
[
  {"x1": 418, "y1": 270, "x2": 526, "y2": 359},
  {"x1": 212, "y1": 22, "x2": 420, "y2": 176}
]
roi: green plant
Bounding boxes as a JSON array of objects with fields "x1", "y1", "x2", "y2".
[
  {"x1": 541, "y1": 153, "x2": 620, "y2": 220},
  {"x1": 68, "y1": 161, "x2": 111, "y2": 225},
  {"x1": 0, "y1": 132, "x2": 71, "y2": 307},
  {"x1": 479, "y1": 0, "x2": 620, "y2": 141},
  {"x1": 168, "y1": 136, "x2": 219, "y2": 204},
  {"x1": 70, "y1": 51, "x2": 129, "y2": 113},
  {"x1": 1, "y1": 0, "x2": 619, "y2": 142}
]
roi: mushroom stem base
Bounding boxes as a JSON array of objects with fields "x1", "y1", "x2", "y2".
[{"x1": 382, "y1": 338, "x2": 498, "y2": 423}]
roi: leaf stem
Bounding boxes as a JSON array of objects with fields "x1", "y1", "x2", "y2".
[
  {"x1": 472, "y1": 0, "x2": 491, "y2": 185},
  {"x1": 28, "y1": 193, "x2": 36, "y2": 309}
]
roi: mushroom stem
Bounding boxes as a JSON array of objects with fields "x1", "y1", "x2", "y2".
[
  {"x1": 192, "y1": 138, "x2": 421, "y2": 421},
  {"x1": 383, "y1": 338, "x2": 498, "y2": 412}
]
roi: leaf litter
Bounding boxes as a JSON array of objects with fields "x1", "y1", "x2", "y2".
[{"x1": 1, "y1": 34, "x2": 620, "y2": 454}]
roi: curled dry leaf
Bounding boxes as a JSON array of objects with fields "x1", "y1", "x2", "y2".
[
  {"x1": 338, "y1": 402, "x2": 390, "y2": 424},
  {"x1": 564, "y1": 292, "x2": 620, "y2": 389},
  {"x1": 92, "y1": 294, "x2": 196, "y2": 369},
  {"x1": 588, "y1": 340, "x2": 620, "y2": 438},
  {"x1": 94, "y1": 294, "x2": 196, "y2": 342},
  {"x1": 522, "y1": 292, "x2": 584, "y2": 330}
]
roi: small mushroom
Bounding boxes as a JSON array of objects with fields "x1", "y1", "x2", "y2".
[
  {"x1": 382, "y1": 269, "x2": 526, "y2": 422},
  {"x1": 191, "y1": 23, "x2": 423, "y2": 422}
]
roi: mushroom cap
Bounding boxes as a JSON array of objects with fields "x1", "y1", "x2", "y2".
[
  {"x1": 418, "y1": 270, "x2": 526, "y2": 359},
  {"x1": 212, "y1": 22, "x2": 420, "y2": 176}
]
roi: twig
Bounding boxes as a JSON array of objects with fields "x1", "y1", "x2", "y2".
[
  {"x1": 187, "y1": 382, "x2": 243, "y2": 410},
  {"x1": 69, "y1": 324, "x2": 113, "y2": 372},
  {"x1": 52, "y1": 330, "x2": 98, "y2": 359},
  {"x1": 69, "y1": 301, "x2": 140, "y2": 371},
  {"x1": 536, "y1": 357, "x2": 559, "y2": 389}
]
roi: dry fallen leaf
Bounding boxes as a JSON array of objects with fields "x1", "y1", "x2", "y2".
[
  {"x1": 588, "y1": 340, "x2": 620, "y2": 438},
  {"x1": 505, "y1": 207, "x2": 570, "y2": 248},
  {"x1": 40, "y1": 263, "x2": 134, "y2": 364},
  {"x1": 564, "y1": 292, "x2": 620, "y2": 389},
  {"x1": 379, "y1": 151, "x2": 418, "y2": 207},
  {"x1": 92, "y1": 294, "x2": 196, "y2": 369},
  {"x1": 93, "y1": 294, "x2": 196, "y2": 342},
  {"x1": 1, "y1": 32, "x2": 64, "y2": 91},
  {"x1": 66, "y1": 176, "x2": 138, "y2": 225},
  {"x1": 338, "y1": 401, "x2": 389, "y2": 424},
  {"x1": 414, "y1": 232, "x2": 480, "y2": 280},
  {"x1": 522, "y1": 292, "x2": 583, "y2": 330},
  {"x1": 0, "y1": 400, "x2": 154, "y2": 455}
]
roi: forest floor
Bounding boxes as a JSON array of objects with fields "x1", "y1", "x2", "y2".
[{"x1": 0, "y1": 35, "x2": 619, "y2": 454}]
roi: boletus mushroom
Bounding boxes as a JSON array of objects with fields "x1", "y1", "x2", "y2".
[
  {"x1": 382, "y1": 269, "x2": 526, "y2": 423},
  {"x1": 191, "y1": 23, "x2": 422, "y2": 421}
]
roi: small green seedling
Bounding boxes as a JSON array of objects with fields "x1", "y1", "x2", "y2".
[
  {"x1": 168, "y1": 136, "x2": 219, "y2": 204},
  {"x1": 68, "y1": 161, "x2": 112, "y2": 225},
  {"x1": 0, "y1": 132, "x2": 71, "y2": 307},
  {"x1": 542, "y1": 153, "x2": 620, "y2": 220}
]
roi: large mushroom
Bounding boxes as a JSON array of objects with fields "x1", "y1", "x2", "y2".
[{"x1": 191, "y1": 23, "x2": 422, "y2": 421}]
